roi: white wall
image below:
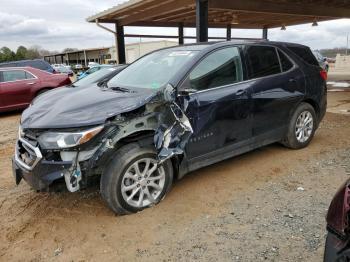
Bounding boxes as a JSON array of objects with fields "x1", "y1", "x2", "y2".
[
  {"x1": 335, "y1": 54, "x2": 350, "y2": 72},
  {"x1": 109, "y1": 40, "x2": 178, "y2": 63}
]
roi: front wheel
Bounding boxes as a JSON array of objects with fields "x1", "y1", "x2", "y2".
[
  {"x1": 282, "y1": 103, "x2": 317, "y2": 149},
  {"x1": 100, "y1": 143, "x2": 173, "y2": 215}
]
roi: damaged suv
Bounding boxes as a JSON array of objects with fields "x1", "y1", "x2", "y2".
[{"x1": 13, "y1": 41, "x2": 327, "y2": 214}]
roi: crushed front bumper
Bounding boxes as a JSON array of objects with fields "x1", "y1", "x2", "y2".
[
  {"x1": 12, "y1": 157, "x2": 73, "y2": 191},
  {"x1": 13, "y1": 137, "x2": 73, "y2": 191}
]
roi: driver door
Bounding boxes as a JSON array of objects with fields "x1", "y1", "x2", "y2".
[{"x1": 178, "y1": 46, "x2": 253, "y2": 161}]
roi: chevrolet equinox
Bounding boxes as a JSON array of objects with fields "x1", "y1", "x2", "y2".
[{"x1": 13, "y1": 41, "x2": 327, "y2": 214}]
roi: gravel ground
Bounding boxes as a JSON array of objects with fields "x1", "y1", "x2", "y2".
[{"x1": 0, "y1": 92, "x2": 349, "y2": 261}]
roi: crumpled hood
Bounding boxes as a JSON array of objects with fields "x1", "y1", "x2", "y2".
[{"x1": 21, "y1": 85, "x2": 157, "y2": 129}]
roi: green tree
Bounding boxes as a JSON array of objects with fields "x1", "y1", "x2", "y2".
[
  {"x1": 0, "y1": 47, "x2": 15, "y2": 62},
  {"x1": 15, "y1": 46, "x2": 27, "y2": 60}
]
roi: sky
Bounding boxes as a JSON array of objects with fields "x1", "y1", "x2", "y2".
[{"x1": 0, "y1": 0, "x2": 349, "y2": 52}]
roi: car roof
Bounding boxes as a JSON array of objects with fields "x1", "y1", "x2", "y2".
[
  {"x1": 0, "y1": 59, "x2": 47, "y2": 65},
  {"x1": 162, "y1": 40, "x2": 310, "y2": 52}
]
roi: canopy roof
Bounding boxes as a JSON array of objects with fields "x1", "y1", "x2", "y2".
[{"x1": 87, "y1": 0, "x2": 350, "y2": 29}]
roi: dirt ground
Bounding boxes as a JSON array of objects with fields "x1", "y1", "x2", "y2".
[{"x1": 0, "y1": 91, "x2": 350, "y2": 262}]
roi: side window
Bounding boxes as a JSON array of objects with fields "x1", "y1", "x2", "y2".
[
  {"x1": 3, "y1": 70, "x2": 27, "y2": 82},
  {"x1": 25, "y1": 71, "x2": 35, "y2": 79},
  {"x1": 246, "y1": 46, "x2": 281, "y2": 78},
  {"x1": 287, "y1": 46, "x2": 319, "y2": 67},
  {"x1": 278, "y1": 50, "x2": 293, "y2": 72},
  {"x1": 189, "y1": 47, "x2": 243, "y2": 91}
]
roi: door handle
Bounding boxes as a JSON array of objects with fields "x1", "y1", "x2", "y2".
[
  {"x1": 26, "y1": 82, "x2": 35, "y2": 85},
  {"x1": 236, "y1": 89, "x2": 247, "y2": 96},
  {"x1": 289, "y1": 78, "x2": 296, "y2": 83}
]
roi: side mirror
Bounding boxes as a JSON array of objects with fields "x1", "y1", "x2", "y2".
[{"x1": 163, "y1": 84, "x2": 176, "y2": 102}]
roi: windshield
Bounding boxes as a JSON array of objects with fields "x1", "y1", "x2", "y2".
[
  {"x1": 108, "y1": 49, "x2": 198, "y2": 89},
  {"x1": 73, "y1": 68, "x2": 117, "y2": 87}
]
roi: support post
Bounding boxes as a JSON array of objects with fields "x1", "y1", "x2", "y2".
[
  {"x1": 196, "y1": 0, "x2": 208, "y2": 42},
  {"x1": 116, "y1": 23, "x2": 126, "y2": 64},
  {"x1": 262, "y1": 27, "x2": 268, "y2": 40},
  {"x1": 178, "y1": 23, "x2": 184, "y2": 45},
  {"x1": 54, "y1": 55, "x2": 57, "y2": 64},
  {"x1": 226, "y1": 24, "x2": 231, "y2": 41},
  {"x1": 66, "y1": 53, "x2": 69, "y2": 65},
  {"x1": 84, "y1": 50, "x2": 87, "y2": 67}
]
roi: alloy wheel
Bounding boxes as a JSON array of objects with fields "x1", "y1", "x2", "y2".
[
  {"x1": 121, "y1": 158, "x2": 165, "y2": 208},
  {"x1": 295, "y1": 111, "x2": 314, "y2": 143}
]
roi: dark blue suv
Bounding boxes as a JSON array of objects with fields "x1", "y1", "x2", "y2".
[{"x1": 13, "y1": 41, "x2": 327, "y2": 214}]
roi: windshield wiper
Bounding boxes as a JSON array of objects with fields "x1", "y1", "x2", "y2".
[{"x1": 109, "y1": 86, "x2": 134, "y2": 93}]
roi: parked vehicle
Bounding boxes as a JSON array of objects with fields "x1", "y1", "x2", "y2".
[
  {"x1": 324, "y1": 179, "x2": 350, "y2": 261},
  {"x1": 74, "y1": 64, "x2": 83, "y2": 70},
  {"x1": 0, "y1": 67, "x2": 71, "y2": 112},
  {"x1": 77, "y1": 64, "x2": 114, "y2": 80},
  {"x1": 313, "y1": 50, "x2": 329, "y2": 72},
  {"x1": 13, "y1": 41, "x2": 327, "y2": 215},
  {"x1": 54, "y1": 65, "x2": 74, "y2": 77},
  {"x1": 0, "y1": 59, "x2": 56, "y2": 73},
  {"x1": 71, "y1": 65, "x2": 127, "y2": 88}
]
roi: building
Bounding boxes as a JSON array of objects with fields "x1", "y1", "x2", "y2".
[{"x1": 44, "y1": 40, "x2": 177, "y2": 66}]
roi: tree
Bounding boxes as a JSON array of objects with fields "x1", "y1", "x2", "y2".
[
  {"x1": 0, "y1": 47, "x2": 15, "y2": 62},
  {"x1": 26, "y1": 46, "x2": 41, "y2": 59},
  {"x1": 15, "y1": 46, "x2": 28, "y2": 60},
  {"x1": 62, "y1": 48, "x2": 78, "y2": 53}
]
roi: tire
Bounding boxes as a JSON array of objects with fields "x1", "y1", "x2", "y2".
[
  {"x1": 282, "y1": 102, "x2": 317, "y2": 149},
  {"x1": 100, "y1": 143, "x2": 173, "y2": 215}
]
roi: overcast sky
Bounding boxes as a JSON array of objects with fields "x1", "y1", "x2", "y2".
[{"x1": 1, "y1": 0, "x2": 349, "y2": 52}]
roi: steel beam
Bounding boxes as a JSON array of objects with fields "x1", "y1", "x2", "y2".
[
  {"x1": 226, "y1": 24, "x2": 232, "y2": 41},
  {"x1": 196, "y1": 0, "x2": 208, "y2": 42},
  {"x1": 116, "y1": 23, "x2": 126, "y2": 64},
  {"x1": 179, "y1": 23, "x2": 184, "y2": 45},
  {"x1": 262, "y1": 27, "x2": 268, "y2": 40}
]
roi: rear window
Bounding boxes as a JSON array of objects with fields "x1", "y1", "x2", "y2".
[
  {"x1": 25, "y1": 60, "x2": 49, "y2": 71},
  {"x1": 278, "y1": 50, "x2": 293, "y2": 72},
  {"x1": 246, "y1": 46, "x2": 281, "y2": 78},
  {"x1": 287, "y1": 46, "x2": 319, "y2": 67}
]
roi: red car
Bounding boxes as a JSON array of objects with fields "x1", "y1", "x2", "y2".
[
  {"x1": 0, "y1": 67, "x2": 71, "y2": 112},
  {"x1": 324, "y1": 179, "x2": 350, "y2": 261}
]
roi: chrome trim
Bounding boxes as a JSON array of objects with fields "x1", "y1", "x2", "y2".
[{"x1": 14, "y1": 137, "x2": 42, "y2": 171}]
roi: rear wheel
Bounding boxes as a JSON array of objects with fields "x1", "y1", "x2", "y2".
[
  {"x1": 100, "y1": 143, "x2": 173, "y2": 215},
  {"x1": 282, "y1": 103, "x2": 317, "y2": 149}
]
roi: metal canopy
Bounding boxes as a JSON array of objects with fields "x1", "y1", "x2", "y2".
[
  {"x1": 87, "y1": 0, "x2": 350, "y2": 29},
  {"x1": 87, "y1": 0, "x2": 350, "y2": 64}
]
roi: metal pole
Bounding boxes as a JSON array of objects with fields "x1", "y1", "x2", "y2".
[
  {"x1": 262, "y1": 27, "x2": 268, "y2": 40},
  {"x1": 179, "y1": 23, "x2": 184, "y2": 45},
  {"x1": 226, "y1": 24, "x2": 231, "y2": 41},
  {"x1": 196, "y1": 0, "x2": 208, "y2": 42},
  {"x1": 116, "y1": 24, "x2": 126, "y2": 64}
]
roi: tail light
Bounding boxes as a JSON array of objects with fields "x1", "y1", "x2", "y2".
[{"x1": 320, "y1": 69, "x2": 328, "y2": 81}]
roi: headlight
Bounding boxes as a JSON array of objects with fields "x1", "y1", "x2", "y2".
[{"x1": 38, "y1": 125, "x2": 104, "y2": 149}]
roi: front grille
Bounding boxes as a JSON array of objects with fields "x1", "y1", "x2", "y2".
[{"x1": 15, "y1": 138, "x2": 42, "y2": 171}]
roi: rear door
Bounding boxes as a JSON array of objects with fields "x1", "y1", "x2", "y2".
[
  {"x1": 245, "y1": 45, "x2": 305, "y2": 139},
  {"x1": 179, "y1": 46, "x2": 253, "y2": 159},
  {"x1": 0, "y1": 69, "x2": 40, "y2": 108}
]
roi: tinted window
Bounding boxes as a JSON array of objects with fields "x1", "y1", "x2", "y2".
[
  {"x1": 189, "y1": 47, "x2": 243, "y2": 91},
  {"x1": 246, "y1": 46, "x2": 281, "y2": 78},
  {"x1": 287, "y1": 46, "x2": 319, "y2": 66},
  {"x1": 3, "y1": 70, "x2": 29, "y2": 82},
  {"x1": 278, "y1": 50, "x2": 293, "y2": 72}
]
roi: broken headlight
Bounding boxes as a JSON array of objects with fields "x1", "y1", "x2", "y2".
[{"x1": 38, "y1": 125, "x2": 104, "y2": 149}]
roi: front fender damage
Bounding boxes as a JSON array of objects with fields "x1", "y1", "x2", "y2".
[{"x1": 64, "y1": 89, "x2": 193, "y2": 192}]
